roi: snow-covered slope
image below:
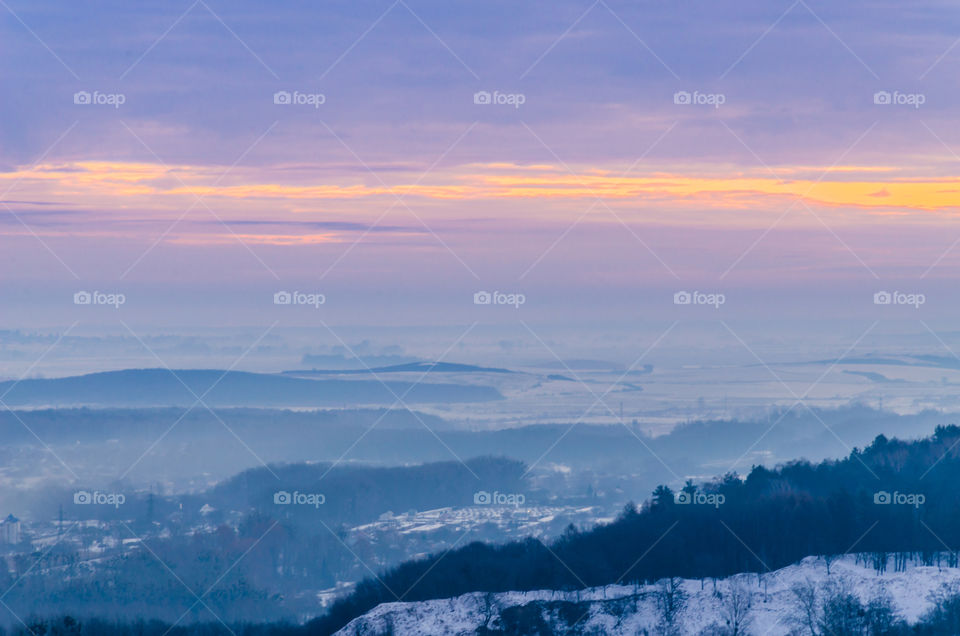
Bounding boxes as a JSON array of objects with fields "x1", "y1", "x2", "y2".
[{"x1": 334, "y1": 554, "x2": 960, "y2": 635}]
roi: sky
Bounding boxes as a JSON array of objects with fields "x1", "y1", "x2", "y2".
[{"x1": 2, "y1": 0, "x2": 960, "y2": 354}]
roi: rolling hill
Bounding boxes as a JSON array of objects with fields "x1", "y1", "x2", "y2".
[{"x1": 0, "y1": 368, "x2": 503, "y2": 408}]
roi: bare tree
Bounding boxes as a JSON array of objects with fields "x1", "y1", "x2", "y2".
[
  {"x1": 720, "y1": 579, "x2": 754, "y2": 636},
  {"x1": 654, "y1": 577, "x2": 688, "y2": 636},
  {"x1": 818, "y1": 578, "x2": 865, "y2": 635},
  {"x1": 822, "y1": 553, "x2": 839, "y2": 576},
  {"x1": 478, "y1": 592, "x2": 497, "y2": 631},
  {"x1": 787, "y1": 579, "x2": 820, "y2": 636}
]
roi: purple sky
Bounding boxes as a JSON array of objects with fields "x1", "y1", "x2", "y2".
[{"x1": 2, "y1": 0, "x2": 960, "y2": 338}]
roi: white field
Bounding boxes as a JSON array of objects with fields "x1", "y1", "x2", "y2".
[{"x1": 336, "y1": 553, "x2": 960, "y2": 635}]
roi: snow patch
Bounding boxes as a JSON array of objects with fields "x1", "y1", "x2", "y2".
[{"x1": 334, "y1": 553, "x2": 960, "y2": 635}]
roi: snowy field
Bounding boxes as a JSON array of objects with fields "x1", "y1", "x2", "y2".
[{"x1": 335, "y1": 553, "x2": 960, "y2": 635}]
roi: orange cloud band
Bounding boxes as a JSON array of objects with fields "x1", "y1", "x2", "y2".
[{"x1": 2, "y1": 161, "x2": 959, "y2": 217}]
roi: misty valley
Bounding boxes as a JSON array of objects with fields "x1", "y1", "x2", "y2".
[{"x1": 0, "y1": 362, "x2": 958, "y2": 634}]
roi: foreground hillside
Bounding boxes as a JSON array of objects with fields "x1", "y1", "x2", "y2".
[
  {"x1": 315, "y1": 425, "x2": 960, "y2": 633},
  {"x1": 334, "y1": 554, "x2": 960, "y2": 635}
]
